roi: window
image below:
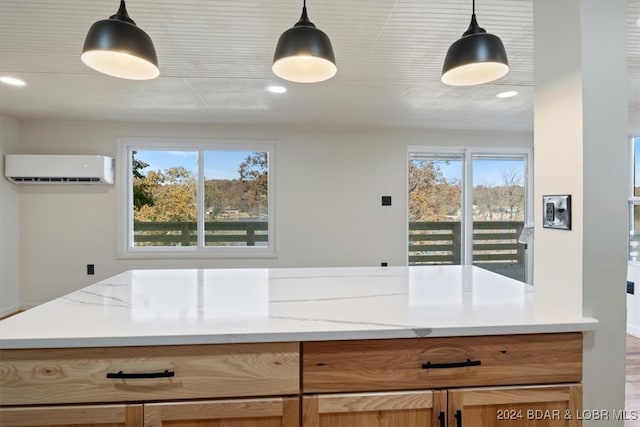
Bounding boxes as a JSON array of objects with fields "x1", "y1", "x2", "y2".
[
  {"x1": 408, "y1": 148, "x2": 531, "y2": 283},
  {"x1": 119, "y1": 139, "x2": 275, "y2": 258},
  {"x1": 630, "y1": 136, "x2": 640, "y2": 262},
  {"x1": 408, "y1": 153, "x2": 463, "y2": 264}
]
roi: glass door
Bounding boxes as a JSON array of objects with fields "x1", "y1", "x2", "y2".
[{"x1": 471, "y1": 154, "x2": 528, "y2": 282}]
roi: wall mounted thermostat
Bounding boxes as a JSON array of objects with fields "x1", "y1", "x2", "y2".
[{"x1": 542, "y1": 195, "x2": 571, "y2": 230}]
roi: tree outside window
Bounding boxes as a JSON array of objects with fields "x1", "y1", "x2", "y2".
[{"x1": 121, "y1": 141, "x2": 273, "y2": 256}]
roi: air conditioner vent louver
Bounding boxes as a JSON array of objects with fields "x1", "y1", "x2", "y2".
[
  {"x1": 10, "y1": 177, "x2": 103, "y2": 183},
  {"x1": 4, "y1": 155, "x2": 114, "y2": 185}
]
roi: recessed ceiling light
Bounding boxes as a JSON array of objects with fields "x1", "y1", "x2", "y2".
[
  {"x1": 267, "y1": 85, "x2": 287, "y2": 94},
  {"x1": 0, "y1": 76, "x2": 26, "y2": 87},
  {"x1": 496, "y1": 90, "x2": 519, "y2": 98}
]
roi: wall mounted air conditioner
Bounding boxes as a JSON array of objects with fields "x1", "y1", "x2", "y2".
[{"x1": 4, "y1": 155, "x2": 115, "y2": 184}]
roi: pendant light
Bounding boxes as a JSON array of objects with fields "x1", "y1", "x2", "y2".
[
  {"x1": 441, "y1": 0, "x2": 508, "y2": 86},
  {"x1": 272, "y1": 0, "x2": 337, "y2": 83},
  {"x1": 81, "y1": 0, "x2": 159, "y2": 80}
]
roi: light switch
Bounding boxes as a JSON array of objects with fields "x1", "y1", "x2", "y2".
[{"x1": 542, "y1": 195, "x2": 571, "y2": 230}]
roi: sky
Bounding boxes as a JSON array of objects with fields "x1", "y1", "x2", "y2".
[
  {"x1": 137, "y1": 149, "x2": 526, "y2": 184},
  {"x1": 432, "y1": 158, "x2": 526, "y2": 186},
  {"x1": 472, "y1": 159, "x2": 525, "y2": 186},
  {"x1": 136, "y1": 150, "x2": 255, "y2": 180}
]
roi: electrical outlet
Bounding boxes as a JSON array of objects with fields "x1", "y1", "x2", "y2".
[
  {"x1": 542, "y1": 195, "x2": 571, "y2": 230},
  {"x1": 381, "y1": 196, "x2": 392, "y2": 206},
  {"x1": 381, "y1": 262, "x2": 388, "y2": 267},
  {"x1": 545, "y1": 202, "x2": 555, "y2": 222},
  {"x1": 628, "y1": 281, "x2": 635, "y2": 295},
  {"x1": 87, "y1": 264, "x2": 95, "y2": 275}
]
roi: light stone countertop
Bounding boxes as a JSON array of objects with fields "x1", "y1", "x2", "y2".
[{"x1": 0, "y1": 265, "x2": 597, "y2": 349}]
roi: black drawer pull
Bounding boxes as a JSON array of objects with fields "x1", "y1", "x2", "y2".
[
  {"x1": 106, "y1": 369, "x2": 175, "y2": 379},
  {"x1": 438, "y1": 411, "x2": 446, "y2": 427},
  {"x1": 455, "y1": 409, "x2": 463, "y2": 427},
  {"x1": 421, "y1": 359, "x2": 481, "y2": 369}
]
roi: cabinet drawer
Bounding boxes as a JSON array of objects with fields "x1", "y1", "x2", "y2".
[
  {"x1": 302, "y1": 333, "x2": 582, "y2": 393},
  {"x1": 0, "y1": 403, "x2": 142, "y2": 427},
  {"x1": 1, "y1": 342, "x2": 299, "y2": 405}
]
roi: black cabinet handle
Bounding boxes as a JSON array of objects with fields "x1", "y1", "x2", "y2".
[
  {"x1": 106, "y1": 369, "x2": 175, "y2": 379},
  {"x1": 421, "y1": 359, "x2": 481, "y2": 369},
  {"x1": 455, "y1": 409, "x2": 462, "y2": 427},
  {"x1": 438, "y1": 411, "x2": 446, "y2": 427}
]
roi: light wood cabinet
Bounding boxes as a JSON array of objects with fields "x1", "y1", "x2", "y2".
[
  {"x1": 144, "y1": 397, "x2": 299, "y2": 427},
  {"x1": 301, "y1": 333, "x2": 583, "y2": 427},
  {"x1": 0, "y1": 404, "x2": 142, "y2": 427},
  {"x1": 0, "y1": 343, "x2": 299, "y2": 405},
  {"x1": 301, "y1": 385, "x2": 581, "y2": 427},
  {"x1": 448, "y1": 384, "x2": 582, "y2": 427},
  {"x1": 302, "y1": 390, "x2": 446, "y2": 427},
  {"x1": 302, "y1": 333, "x2": 583, "y2": 393},
  {"x1": 0, "y1": 343, "x2": 299, "y2": 427},
  {"x1": 0, "y1": 398, "x2": 300, "y2": 427},
  {"x1": 0, "y1": 333, "x2": 583, "y2": 427}
]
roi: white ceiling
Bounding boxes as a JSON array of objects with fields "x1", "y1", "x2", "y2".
[{"x1": 0, "y1": 0, "x2": 638, "y2": 131}]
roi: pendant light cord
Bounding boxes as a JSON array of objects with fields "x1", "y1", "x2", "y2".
[
  {"x1": 464, "y1": 0, "x2": 485, "y2": 36},
  {"x1": 295, "y1": 0, "x2": 315, "y2": 27}
]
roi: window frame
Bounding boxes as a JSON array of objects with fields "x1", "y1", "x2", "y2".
[
  {"x1": 629, "y1": 136, "x2": 640, "y2": 264},
  {"x1": 407, "y1": 146, "x2": 533, "y2": 282},
  {"x1": 117, "y1": 137, "x2": 277, "y2": 259}
]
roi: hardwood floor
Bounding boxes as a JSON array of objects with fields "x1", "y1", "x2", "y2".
[
  {"x1": 0, "y1": 309, "x2": 23, "y2": 320},
  {"x1": 627, "y1": 335, "x2": 640, "y2": 426}
]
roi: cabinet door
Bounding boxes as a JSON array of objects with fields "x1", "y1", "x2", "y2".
[
  {"x1": 143, "y1": 397, "x2": 298, "y2": 427},
  {"x1": 302, "y1": 390, "x2": 447, "y2": 427},
  {"x1": 0, "y1": 404, "x2": 142, "y2": 427},
  {"x1": 448, "y1": 384, "x2": 582, "y2": 427}
]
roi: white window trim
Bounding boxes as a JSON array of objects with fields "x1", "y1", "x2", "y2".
[
  {"x1": 116, "y1": 137, "x2": 278, "y2": 260},
  {"x1": 407, "y1": 146, "x2": 533, "y2": 282},
  {"x1": 629, "y1": 136, "x2": 640, "y2": 266}
]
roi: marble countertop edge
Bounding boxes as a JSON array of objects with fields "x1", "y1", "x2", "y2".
[{"x1": 0, "y1": 319, "x2": 598, "y2": 350}]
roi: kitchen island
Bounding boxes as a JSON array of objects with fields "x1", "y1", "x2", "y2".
[{"x1": 0, "y1": 265, "x2": 597, "y2": 427}]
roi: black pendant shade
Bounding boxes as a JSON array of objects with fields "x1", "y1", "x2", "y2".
[
  {"x1": 441, "y1": 4, "x2": 509, "y2": 86},
  {"x1": 81, "y1": 0, "x2": 159, "y2": 80},
  {"x1": 272, "y1": 2, "x2": 336, "y2": 83}
]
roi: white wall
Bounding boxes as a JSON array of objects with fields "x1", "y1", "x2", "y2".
[
  {"x1": 0, "y1": 115, "x2": 21, "y2": 316},
  {"x1": 533, "y1": 0, "x2": 627, "y2": 423},
  {"x1": 15, "y1": 119, "x2": 531, "y2": 305}
]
